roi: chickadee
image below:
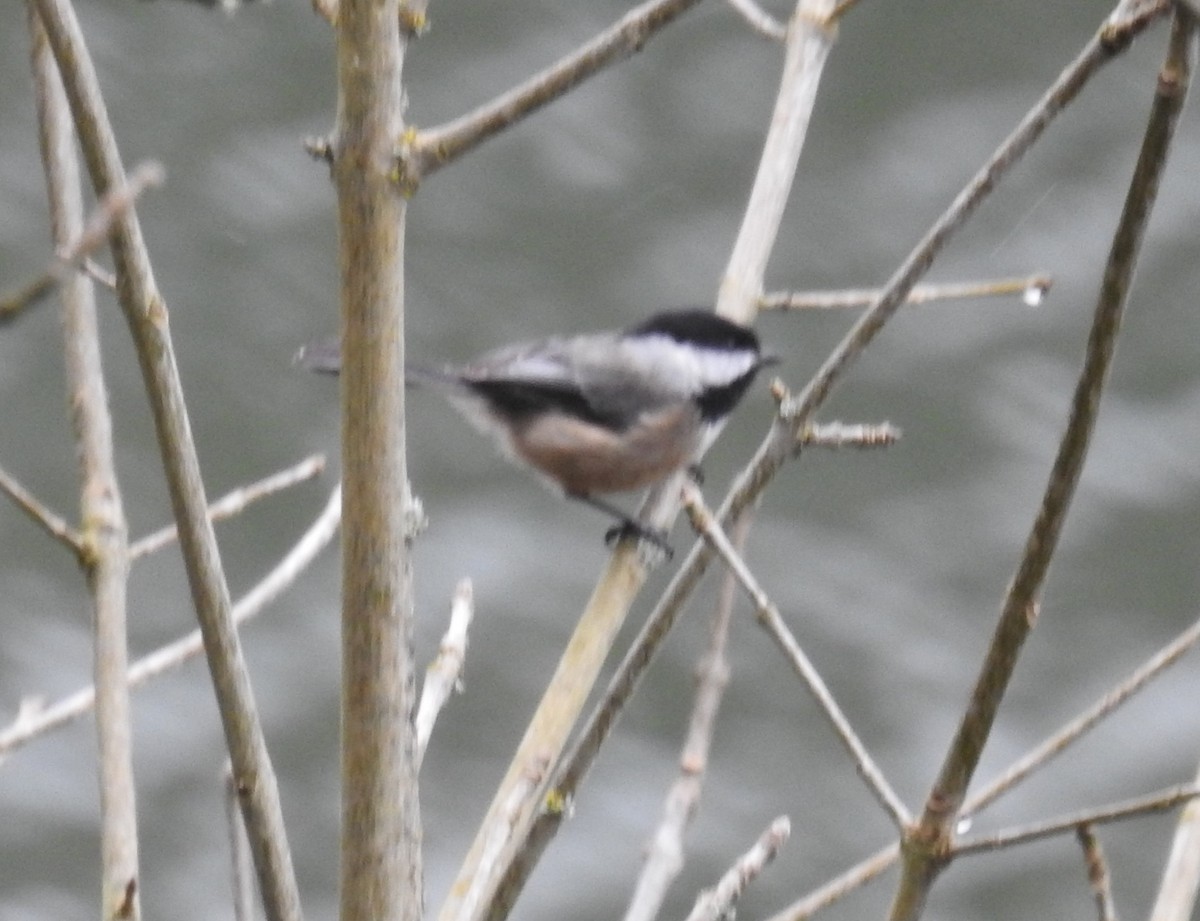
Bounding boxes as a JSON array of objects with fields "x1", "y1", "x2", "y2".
[{"x1": 297, "y1": 309, "x2": 776, "y2": 551}]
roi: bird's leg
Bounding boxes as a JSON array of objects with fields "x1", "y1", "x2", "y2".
[{"x1": 570, "y1": 493, "x2": 674, "y2": 558}]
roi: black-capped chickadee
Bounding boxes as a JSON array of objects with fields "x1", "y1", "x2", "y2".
[{"x1": 297, "y1": 309, "x2": 776, "y2": 551}]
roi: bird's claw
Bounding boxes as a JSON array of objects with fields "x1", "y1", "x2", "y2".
[{"x1": 604, "y1": 520, "x2": 674, "y2": 560}]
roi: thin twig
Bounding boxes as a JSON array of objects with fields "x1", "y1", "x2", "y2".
[
  {"x1": 416, "y1": 579, "x2": 474, "y2": 768},
  {"x1": 680, "y1": 481, "x2": 911, "y2": 829},
  {"x1": 1077, "y1": 825, "x2": 1120, "y2": 921},
  {"x1": 761, "y1": 842, "x2": 899, "y2": 921},
  {"x1": 953, "y1": 785, "x2": 1200, "y2": 857},
  {"x1": 83, "y1": 258, "x2": 116, "y2": 291},
  {"x1": 963, "y1": 613, "x2": 1200, "y2": 821},
  {"x1": 796, "y1": 419, "x2": 902, "y2": 450},
  {"x1": 130, "y1": 454, "x2": 326, "y2": 560},
  {"x1": 684, "y1": 816, "x2": 791, "y2": 921},
  {"x1": 32, "y1": 0, "x2": 304, "y2": 913},
  {"x1": 761, "y1": 609, "x2": 1200, "y2": 921},
  {"x1": 0, "y1": 463, "x2": 84, "y2": 557},
  {"x1": 0, "y1": 160, "x2": 163, "y2": 324},
  {"x1": 890, "y1": 8, "x2": 1185, "y2": 918},
  {"x1": 725, "y1": 0, "x2": 787, "y2": 41},
  {"x1": 0, "y1": 485, "x2": 342, "y2": 760},
  {"x1": 624, "y1": 515, "x2": 751, "y2": 921},
  {"x1": 402, "y1": 0, "x2": 705, "y2": 187},
  {"x1": 225, "y1": 763, "x2": 256, "y2": 921},
  {"x1": 760, "y1": 273, "x2": 1052, "y2": 311},
  {"x1": 829, "y1": 0, "x2": 863, "y2": 21}
]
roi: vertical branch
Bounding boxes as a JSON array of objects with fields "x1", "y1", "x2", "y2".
[
  {"x1": 27, "y1": 12, "x2": 140, "y2": 921},
  {"x1": 890, "y1": 10, "x2": 1194, "y2": 921},
  {"x1": 717, "y1": 0, "x2": 838, "y2": 324},
  {"x1": 334, "y1": 0, "x2": 425, "y2": 918},
  {"x1": 29, "y1": 0, "x2": 302, "y2": 918}
]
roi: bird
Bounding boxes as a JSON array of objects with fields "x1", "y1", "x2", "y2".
[{"x1": 296, "y1": 309, "x2": 776, "y2": 552}]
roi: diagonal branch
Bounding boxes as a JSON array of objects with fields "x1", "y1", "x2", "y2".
[
  {"x1": 0, "y1": 159, "x2": 162, "y2": 325},
  {"x1": 963, "y1": 613, "x2": 1200, "y2": 821},
  {"x1": 684, "y1": 816, "x2": 791, "y2": 921},
  {"x1": 681, "y1": 482, "x2": 910, "y2": 829},
  {"x1": 0, "y1": 485, "x2": 342, "y2": 760},
  {"x1": 0, "y1": 463, "x2": 84, "y2": 557},
  {"x1": 130, "y1": 455, "x2": 325, "y2": 560},
  {"x1": 30, "y1": 0, "x2": 303, "y2": 916},
  {"x1": 400, "y1": 0, "x2": 705, "y2": 186},
  {"x1": 438, "y1": 7, "x2": 843, "y2": 920},
  {"x1": 891, "y1": 9, "x2": 1192, "y2": 920}
]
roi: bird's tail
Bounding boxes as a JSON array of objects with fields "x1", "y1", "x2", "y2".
[
  {"x1": 293, "y1": 340, "x2": 342, "y2": 374},
  {"x1": 294, "y1": 340, "x2": 458, "y2": 388}
]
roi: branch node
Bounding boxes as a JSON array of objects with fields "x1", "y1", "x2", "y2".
[
  {"x1": 304, "y1": 135, "x2": 335, "y2": 164},
  {"x1": 399, "y1": 5, "x2": 430, "y2": 37}
]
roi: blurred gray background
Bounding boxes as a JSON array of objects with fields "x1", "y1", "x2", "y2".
[{"x1": 1, "y1": 2, "x2": 1199, "y2": 919}]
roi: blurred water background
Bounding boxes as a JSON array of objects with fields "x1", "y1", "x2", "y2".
[{"x1": 1, "y1": 2, "x2": 1199, "y2": 919}]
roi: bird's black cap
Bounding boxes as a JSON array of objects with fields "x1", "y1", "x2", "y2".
[{"x1": 626, "y1": 309, "x2": 762, "y2": 355}]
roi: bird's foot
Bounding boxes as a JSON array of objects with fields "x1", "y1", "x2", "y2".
[{"x1": 604, "y1": 519, "x2": 674, "y2": 560}]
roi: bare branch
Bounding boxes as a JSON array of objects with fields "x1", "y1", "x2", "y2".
[
  {"x1": 963, "y1": 614, "x2": 1200, "y2": 821},
  {"x1": 717, "y1": 0, "x2": 839, "y2": 324},
  {"x1": 32, "y1": 0, "x2": 304, "y2": 914},
  {"x1": 28, "y1": 8, "x2": 142, "y2": 918},
  {"x1": 795, "y1": 418, "x2": 902, "y2": 450},
  {"x1": 680, "y1": 481, "x2": 911, "y2": 829},
  {"x1": 760, "y1": 273, "x2": 1053, "y2": 311},
  {"x1": 624, "y1": 516, "x2": 750, "y2": 921},
  {"x1": 404, "y1": 0, "x2": 705, "y2": 185},
  {"x1": 1148, "y1": 758, "x2": 1200, "y2": 921},
  {"x1": 83, "y1": 258, "x2": 117, "y2": 291},
  {"x1": 225, "y1": 763, "x2": 256, "y2": 921},
  {"x1": 334, "y1": 0, "x2": 424, "y2": 914},
  {"x1": 0, "y1": 485, "x2": 341, "y2": 761},
  {"x1": 684, "y1": 816, "x2": 791, "y2": 921},
  {"x1": 763, "y1": 609, "x2": 1200, "y2": 921},
  {"x1": 725, "y1": 0, "x2": 787, "y2": 41},
  {"x1": 0, "y1": 160, "x2": 163, "y2": 325},
  {"x1": 893, "y1": 10, "x2": 1192, "y2": 917},
  {"x1": 829, "y1": 0, "x2": 864, "y2": 21},
  {"x1": 761, "y1": 842, "x2": 899, "y2": 921},
  {"x1": 1077, "y1": 825, "x2": 1120, "y2": 921},
  {"x1": 130, "y1": 454, "x2": 326, "y2": 560},
  {"x1": 953, "y1": 785, "x2": 1200, "y2": 857},
  {"x1": 416, "y1": 579, "x2": 474, "y2": 768},
  {"x1": 0, "y1": 463, "x2": 84, "y2": 557}
]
